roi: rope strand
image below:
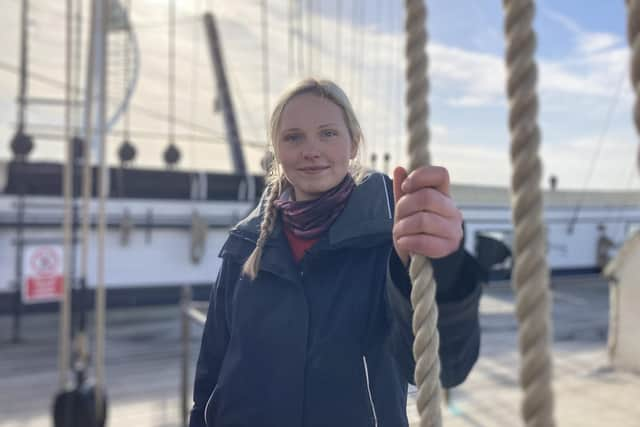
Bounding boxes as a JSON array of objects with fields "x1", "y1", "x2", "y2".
[
  {"x1": 627, "y1": 0, "x2": 640, "y2": 174},
  {"x1": 502, "y1": 1, "x2": 555, "y2": 425},
  {"x1": 403, "y1": 0, "x2": 442, "y2": 425}
]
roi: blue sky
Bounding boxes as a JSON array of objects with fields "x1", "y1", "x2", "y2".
[{"x1": 0, "y1": 0, "x2": 637, "y2": 190}]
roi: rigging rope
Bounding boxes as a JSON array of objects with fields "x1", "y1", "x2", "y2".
[
  {"x1": 567, "y1": 67, "x2": 626, "y2": 232},
  {"x1": 393, "y1": 0, "x2": 403, "y2": 168},
  {"x1": 382, "y1": 0, "x2": 396, "y2": 169},
  {"x1": 371, "y1": 0, "x2": 383, "y2": 168},
  {"x1": 306, "y1": 0, "x2": 313, "y2": 73},
  {"x1": 348, "y1": 0, "x2": 359, "y2": 102},
  {"x1": 17, "y1": 0, "x2": 30, "y2": 132},
  {"x1": 403, "y1": 1, "x2": 442, "y2": 426},
  {"x1": 297, "y1": 0, "x2": 304, "y2": 75},
  {"x1": 59, "y1": 0, "x2": 73, "y2": 390},
  {"x1": 502, "y1": 1, "x2": 555, "y2": 425},
  {"x1": 316, "y1": 0, "x2": 321, "y2": 75},
  {"x1": 626, "y1": 0, "x2": 640, "y2": 174},
  {"x1": 356, "y1": 0, "x2": 366, "y2": 114},
  {"x1": 79, "y1": 0, "x2": 98, "y2": 391},
  {"x1": 335, "y1": 0, "x2": 342, "y2": 82},
  {"x1": 189, "y1": 0, "x2": 201, "y2": 169},
  {"x1": 288, "y1": 0, "x2": 294, "y2": 78},
  {"x1": 261, "y1": 0, "x2": 270, "y2": 131},
  {"x1": 93, "y1": 0, "x2": 111, "y2": 416},
  {"x1": 123, "y1": 0, "x2": 132, "y2": 144},
  {"x1": 169, "y1": 0, "x2": 176, "y2": 146},
  {"x1": 72, "y1": 0, "x2": 83, "y2": 133},
  {"x1": 160, "y1": 0, "x2": 180, "y2": 167}
]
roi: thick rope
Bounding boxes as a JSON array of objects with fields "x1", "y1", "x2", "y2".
[
  {"x1": 502, "y1": 1, "x2": 555, "y2": 426},
  {"x1": 627, "y1": 0, "x2": 640, "y2": 173},
  {"x1": 404, "y1": 1, "x2": 442, "y2": 426}
]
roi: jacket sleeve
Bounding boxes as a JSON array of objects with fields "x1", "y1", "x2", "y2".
[
  {"x1": 386, "y1": 240, "x2": 483, "y2": 388},
  {"x1": 188, "y1": 257, "x2": 238, "y2": 427}
]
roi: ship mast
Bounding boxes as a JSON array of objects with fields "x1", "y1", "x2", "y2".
[{"x1": 203, "y1": 13, "x2": 255, "y2": 202}]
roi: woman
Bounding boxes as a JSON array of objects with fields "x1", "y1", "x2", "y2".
[{"x1": 189, "y1": 78, "x2": 482, "y2": 427}]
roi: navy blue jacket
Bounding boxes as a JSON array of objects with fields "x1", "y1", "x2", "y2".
[{"x1": 189, "y1": 173, "x2": 482, "y2": 427}]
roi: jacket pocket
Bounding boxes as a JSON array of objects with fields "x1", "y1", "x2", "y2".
[{"x1": 362, "y1": 355, "x2": 379, "y2": 427}]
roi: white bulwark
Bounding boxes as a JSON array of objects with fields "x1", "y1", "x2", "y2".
[{"x1": 1, "y1": 182, "x2": 638, "y2": 297}]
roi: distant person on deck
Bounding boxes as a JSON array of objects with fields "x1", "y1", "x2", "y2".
[
  {"x1": 596, "y1": 223, "x2": 615, "y2": 272},
  {"x1": 189, "y1": 78, "x2": 483, "y2": 427}
]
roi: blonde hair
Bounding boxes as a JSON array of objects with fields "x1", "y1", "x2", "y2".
[{"x1": 241, "y1": 78, "x2": 365, "y2": 279}]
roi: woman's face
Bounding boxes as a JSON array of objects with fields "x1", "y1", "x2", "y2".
[{"x1": 275, "y1": 93, "x2": 356, "y2": 201}]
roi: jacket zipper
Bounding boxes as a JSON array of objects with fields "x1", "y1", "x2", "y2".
[{"x1": 362, "y1": 355, "x2": 378, "y2": 427}]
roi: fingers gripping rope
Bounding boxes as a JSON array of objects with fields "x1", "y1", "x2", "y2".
[
  {"x1": 503, "y1": 1, "x2": 556, "y2": 426},
  {"x1": 404, "y1": 1, "x2": 442, "y2": 426}
]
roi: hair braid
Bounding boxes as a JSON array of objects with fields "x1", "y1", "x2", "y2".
[{"x1": 242, "y1": 177, "x2": 282, "y2": 279}]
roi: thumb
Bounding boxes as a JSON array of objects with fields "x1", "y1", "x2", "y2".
[
  {"x1": 392, "y1": 166, "x2": 408, "y2": 209},
  {"x1": 392, "y1": 166, "x2": 410, "y2": 267}
]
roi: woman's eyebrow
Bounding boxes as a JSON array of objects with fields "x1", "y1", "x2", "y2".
[
  {"x1": 318, "y1": 123, "x2": 338, "y2": 128},
  {"x1": 281, "y1": 127, "x2": 304, "y2": 133}
]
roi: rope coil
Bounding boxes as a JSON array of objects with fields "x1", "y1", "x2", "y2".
[
  {"x1": 404, "y1": 1, "x2": 442, "y2": 426},
  {"x1": 502, "y1": 1, "x2": 555, "y2": 425}
]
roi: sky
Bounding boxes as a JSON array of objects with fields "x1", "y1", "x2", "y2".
[{"x1": 0, "y1": 0, "x2": 638, "y2": 191}]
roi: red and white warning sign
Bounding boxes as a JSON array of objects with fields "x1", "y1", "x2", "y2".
[{"x1": 22, "y1": 245, "x2": 64, "y2": 304}]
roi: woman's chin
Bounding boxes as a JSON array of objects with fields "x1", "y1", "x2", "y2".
[{"x1": 294, "y1": 181, "x2": 337, "y2": 200}]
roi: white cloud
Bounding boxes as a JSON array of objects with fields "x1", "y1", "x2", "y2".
[
  {"x1": 447, "y1": 95, "x2": 500, "y2": 108},
  {"x1": 578, "y1": 32, "x2": 621, "y2": 54}
]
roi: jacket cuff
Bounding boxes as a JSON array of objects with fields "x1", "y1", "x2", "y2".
[
  {"x1": 437, "y1": 283, "x2": 482, "y2": 388},
  {"x1": 388, "y1": 248, "x2": 412, "y2": 300},
  {"x1": 388, "y1": 244, "x2": 482, "y2": 305}
]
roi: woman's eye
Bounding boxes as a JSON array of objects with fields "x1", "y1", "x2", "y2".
[
  {"x1": 321, "y1": 129, "x2": 337, "y2": 138},
  {"x1": 284, "y1": 133, "x2": 302, "y2": 143}
]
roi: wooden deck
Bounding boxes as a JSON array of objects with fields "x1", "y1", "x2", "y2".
[
  {"x1": 0, "y1": 302, "x2": 195, "y2": 427},
  {"x1": 1, "y1": 276, "x2": 639, "y2": 427}
]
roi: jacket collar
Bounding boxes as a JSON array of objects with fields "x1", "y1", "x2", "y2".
[
  {"x1": 229, "y1": 172, "x2": 394, "y2": 250},
  {"x1": 220, "y1": 172, "x2": 394, "y2": 283}
]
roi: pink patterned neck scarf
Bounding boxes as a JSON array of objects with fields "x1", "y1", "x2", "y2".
[{"x1": 274, "y1": 174, "x2": 356, "y2": 240}]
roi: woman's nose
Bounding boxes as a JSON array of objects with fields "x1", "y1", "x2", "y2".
[{"x1": 301, "y1": 139, "x2": 321, "y2": 159}]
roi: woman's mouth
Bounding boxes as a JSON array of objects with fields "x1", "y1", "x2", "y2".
[{"x1": 298, "y1": 166, "x2": 330, "y2": 174}]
